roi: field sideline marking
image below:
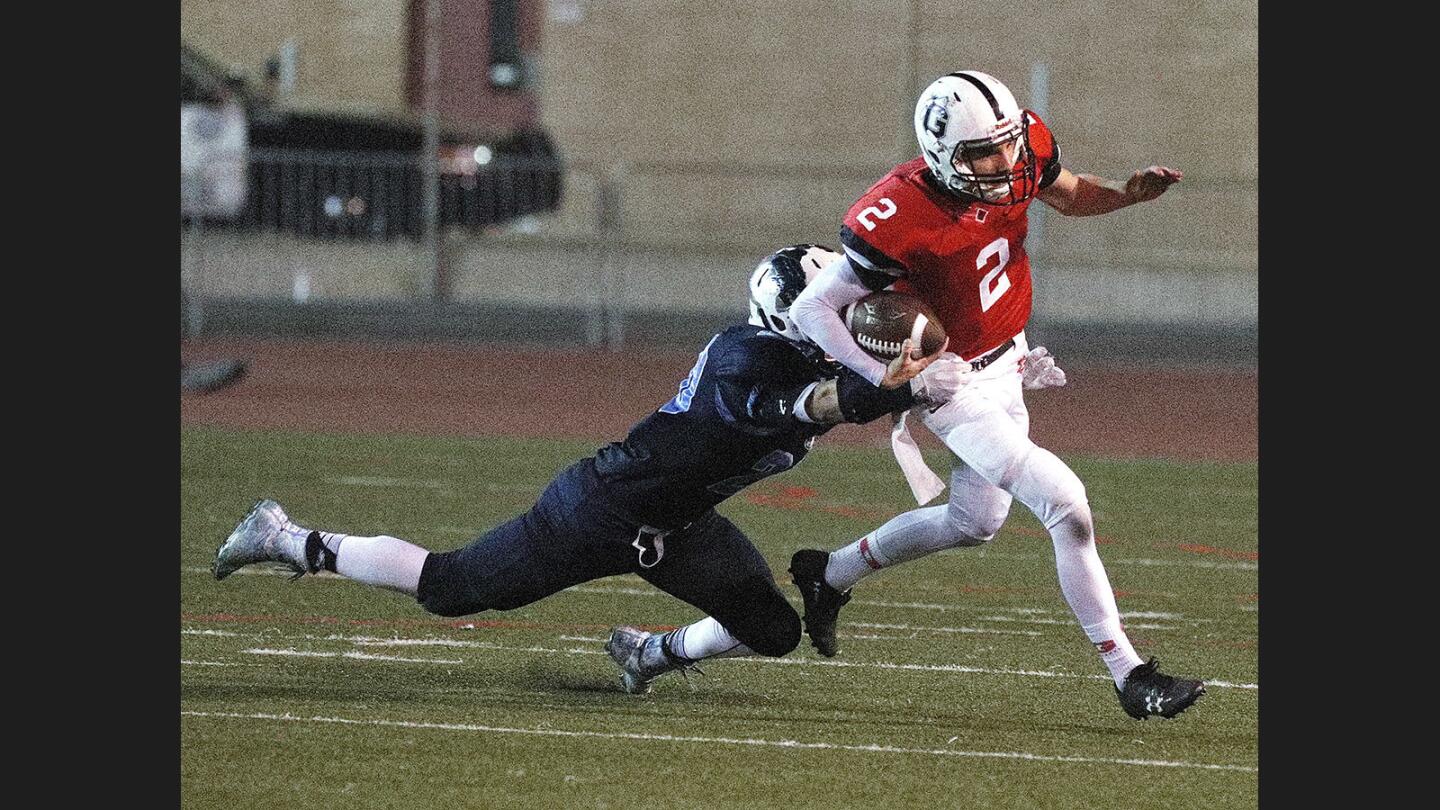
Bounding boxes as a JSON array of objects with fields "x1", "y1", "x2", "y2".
[
  {"x1": 188, "y1": 631, "x2": 1257, "y2": 690},
  {"x1": 179, "y1": 710, "x2": 1256, "y2": 774}
]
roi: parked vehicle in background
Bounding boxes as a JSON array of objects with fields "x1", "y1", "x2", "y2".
[{"x1": 181, "y1": 30, "x2": 564, "y2": 241}]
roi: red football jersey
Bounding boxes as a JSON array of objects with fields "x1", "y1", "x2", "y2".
[{"x1": 840, "y1": 112, "x2": 1061, "y2": 361}]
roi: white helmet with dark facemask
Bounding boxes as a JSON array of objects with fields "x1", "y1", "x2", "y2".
[
  {"x1": 914, "y1": 70, "x2": 1037, "y2": 205},
  {"x1": 748, "y1": 244, "x2": 841, "y2": 342}
]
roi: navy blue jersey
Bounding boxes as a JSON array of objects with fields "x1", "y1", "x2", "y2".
[{"x1": 591, "y1": 325, "x2": 841, "y2": 528}]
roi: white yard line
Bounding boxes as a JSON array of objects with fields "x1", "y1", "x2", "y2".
[
  {"x1": 979, "y1": 616, "x2": 1175, "y2": 630},
  {"x1": 331, "y1": 476, "x2": 449, "y2": 490},
  {"x1": 186, "y1": 632, "x2": 1257, "y2": 690},
  {"x1": 564, "y1": 586, "x2": 1218, "y2": 618},
  {"x1": 179, "y1": 710, "x2": 1256, "y2": 773},
  {"x1": 967, "y1": 552, "x2": 1257, "y2": 571},
  {"x1": 848, "y1": 621, "x2": 1042, "y2": 637},
  {"x1": 347, "y1": 637, "x2": 492, "y2": 648},
  {"x1": 242, "y1": 648, "x2": 464, "y2": 665},
  {"x1": 1112, "y1": 557, "x2": 1257, "y2": 571},
  {"x1": 327, "y1": 477, "x2": 535, "y2": 496},
  {"x1": 183, "y1": 566, "x2": 342, "y2": 578}
]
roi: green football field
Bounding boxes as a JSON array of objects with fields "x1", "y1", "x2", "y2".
[{"x1": 181, "y1": 426, "x2": 1258, "y2": 809}]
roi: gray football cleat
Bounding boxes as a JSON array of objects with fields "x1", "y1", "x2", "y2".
[
  {"x1": 604, "y1": 626, "x2": 699, "y2": 694},
  {"x1": 213, "y1": 499, "x2": 315, "y2": 581}
]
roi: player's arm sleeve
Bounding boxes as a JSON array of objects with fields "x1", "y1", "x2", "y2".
[
  {"x1": 792, "y1": 371, "x2": 917, "y2": 426},
  {"x1": 830, "y1": 367, "x2": 917, "y2": 424},
  {"x1": 710, "y1": 340, "x2": 820, "y2": 432},
  {"x1": 789, "y1": 250, "x2": 897, "y2": 387}
]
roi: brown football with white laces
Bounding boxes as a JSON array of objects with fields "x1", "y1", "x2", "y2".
[{"x1": 842, "y1": 290, "x2": 947, "y2": 361}]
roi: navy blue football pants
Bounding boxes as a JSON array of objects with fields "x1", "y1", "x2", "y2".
[{"x1": 416, "y1": 459, "x2": 801, "y2": 657}]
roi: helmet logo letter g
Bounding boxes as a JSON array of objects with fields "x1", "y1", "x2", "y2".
[{"x1": 922, "y1": 97, "x2": 948, "y2": 138}]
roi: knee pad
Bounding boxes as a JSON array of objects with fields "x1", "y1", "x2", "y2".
[
  {"x1": 415, "y1": 550, "x2": 489, "y2": 617},
  {"x1": 417, "y1": 591, "x2": 479, "y2": 618},
  {"x1": 747, "y1": 608, "x2": 801, "y2": 658},
  {"x1": 1006, "y1": 446, "x2": 1090, "y2": 531},
  {"x1": 944, "y1": 501, "x2": 1006, "y2": 546},
  {"x1": 726, "y1": 578, "x2": 801, "y2": 657}
]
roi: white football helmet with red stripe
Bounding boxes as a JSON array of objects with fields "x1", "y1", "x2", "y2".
[{"x1": 914, "y1": 71, "x2": 1037, "y2": 205}]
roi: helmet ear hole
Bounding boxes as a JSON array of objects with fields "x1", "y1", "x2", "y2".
[{"x1": 750, "y1": 243, "x2": 839, "y2": 342}]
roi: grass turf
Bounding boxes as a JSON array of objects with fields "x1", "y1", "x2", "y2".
[{"x1": 182, "y1": 426, "x2": 1257, "y2": 809}]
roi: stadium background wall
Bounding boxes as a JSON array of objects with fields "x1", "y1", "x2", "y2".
[{"x1": 180, "y1": 0, "x2": 1256, "y2": 363}]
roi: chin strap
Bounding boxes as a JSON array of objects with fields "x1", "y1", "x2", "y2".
[{"x1": 890, "y1": 408, "x2": 946, "y2": 505}]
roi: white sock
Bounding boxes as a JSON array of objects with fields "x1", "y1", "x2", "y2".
[
  {"x1": 1084, "y1": 619, "x2": 1146, "y2": 688},
  {"x1": 824, "y1": 505, "x2": 959, "y2": 591},
  {"x1": 319, "y1": 532, "x2": 428, "y2": 595},
  {"x1": 1049, "y1": 521, "x2": 1144, "y2": 687},
  {"x1": 823, "y1": 535, "x2": 881, "y2": 591},
  {"x1": 665, "y1": 616, "x2": 755, "y2": 661}
]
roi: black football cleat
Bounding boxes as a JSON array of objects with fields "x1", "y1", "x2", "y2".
[
  {"x1": 1115, "y1": 658, "x2": 1206, "y2": 720},
  {"x1": 788, "y1": 549, "x2": 852, "y2": 657}
]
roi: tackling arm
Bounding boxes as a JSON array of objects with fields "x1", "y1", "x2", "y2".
[
  {"x1": 740, "y1": 367, "x2": 921, "y2": 428},
  {"x1": 1037, "y1": 165, "x2": 1183, "y2": 216},
  {"x1": 794, "y1": 370, "x2": 919, "y2": 426}
]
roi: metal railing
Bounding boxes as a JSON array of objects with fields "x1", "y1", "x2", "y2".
[
  {"x1": 181, "y1": 148, "x2": 1257, "y2": 349},
  {"x1": 182, "y1": 148, "x2": 566, "y2": 242}
]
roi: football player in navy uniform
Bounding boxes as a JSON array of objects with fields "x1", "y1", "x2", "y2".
[{"x1": 212, "y1": 244, "x2": 968, "y2": 693}]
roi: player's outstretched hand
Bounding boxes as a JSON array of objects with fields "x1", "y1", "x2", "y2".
[
  {"x1": 1125, "y1": 166, "x2": 1183, "y2": 202},
  {"x1": 1021, "y1": 346, "x2": 1067, "y2": 390},
  {"x1": 880, "y1": 337, "x2": 947, "y2": 390}
]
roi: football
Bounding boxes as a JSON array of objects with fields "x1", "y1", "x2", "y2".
[{"x1": 842, "y1": 290, "x2": 947, "y2": 361}]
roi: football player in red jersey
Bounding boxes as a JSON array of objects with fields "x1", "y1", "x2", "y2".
[{"x1": 788, "y1": 70, "x2": 1204, "y2": 720}]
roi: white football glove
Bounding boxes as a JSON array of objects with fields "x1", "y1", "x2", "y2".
[
  {"x1": 909, "y1": 356, "x2": 972, "y2": 407},
  {"x1": 1022, "y1": 346, "x2": 1067, "y2": 390}
]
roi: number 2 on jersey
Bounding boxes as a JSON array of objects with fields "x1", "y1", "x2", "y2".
[
  {"x1": 856, "y1": 198, "x2": 897, "y2": 231},
  {"x1": 977, "y1": 237, "x2": 1011, "y2": 312}
]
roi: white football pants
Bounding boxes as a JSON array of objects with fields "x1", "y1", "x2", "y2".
[{"x1": 910, "y1": 332, "x2": 1131, "y2": 649}]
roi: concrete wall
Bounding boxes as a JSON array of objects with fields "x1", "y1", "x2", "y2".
[
  {"x1": 181, "y1": 226, "x2": 1255, "y2": 328},
  {"x1": 538, "y1": 0, "x2": 1256, "y2": 273}
]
